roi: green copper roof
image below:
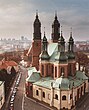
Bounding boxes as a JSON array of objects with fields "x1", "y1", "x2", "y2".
[
  {"x1": 27, "y1": 67, "x2": 37, "y2": 77},
  {"x1": 76, "y1": 71, "x2": 88, "y2": 80},
  {"x1": 26, "y1": 72, "x2": 41, "y2": 83},
  {"x1": 68, "y1": 52, "x2": 75, "y2": 59},
  {"x1": 48, "y1": 43, "x2": 58, "y2": 56},
  {"x1": 26, "y1": 67, "x2": 41, "y2": 83},
  {"x1": 55, "y1": 52, "x2": 60, "y2": 60},
  {"x1": 33, "y1": 71, "x2": 88, "y2": 90},
  {"x1": 53, "y1": 76, "x2": 70, "y2": 89},
  {"x1": 48, "y1": 43, "x2": 58, "y2": 62},
  {"x1": 47, "y1": 43, "x2": 68, "y2": 63},
  {"x1": 50, "y1": 51, "x2": 58, "y2": 62},
  {"x1": 59, "y1": 52, "x2": 68, "y2": 62},
  {"x1": 33, "y1": 77, "x2": 54, "y2": 88},
  {"x1": 40, "y1": 51, "x2": 50, "y2": 60},
  {"x1": 26, "y1": 67, "x2": 88, "y2": 90}
]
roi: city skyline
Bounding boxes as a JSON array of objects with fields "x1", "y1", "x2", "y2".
[{"x1": 0, "y1": 0, "x2": 89, "y2": 41}]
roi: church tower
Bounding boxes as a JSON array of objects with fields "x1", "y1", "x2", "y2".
[
  {"x1": 58, "y1": 31, "x2": 68, "y2": 77},
  {"x1": 68, "y1": 28, "x2": 76, "y2": 76},
  {"x1": 39, "y1": 31, "x2": 50, "y2": 77},
  {"x1": 51, "y1": 12, "x2": 60, "y2": 42},
  {"x1": 54, "y1": 29, "x2": 68, "y2": 78},
  {"x1": 32, "y1": 11, "x2": 41, "y2": 70}
]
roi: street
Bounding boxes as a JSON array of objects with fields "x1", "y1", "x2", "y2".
[
  {"x1": 14, "y1": 66, "x2": 53, "y2": 110},
  {"x1": 14, "y1": 66, "x2": 27, "y2": 110},
  {"x1": 76, "y1": 92, "x2": 89, "y2": 110}
]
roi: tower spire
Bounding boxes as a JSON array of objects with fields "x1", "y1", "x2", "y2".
[
  {"x1": 70, "y1": 27, "x2": 72, "y2": 37},
  {"x1": 32, "y1": 11, "x2": 41, "y2": 70},
  {"x1": 51, "y1": 11, "x2": 60, "y2": 42},
  {"x1": 40, "y1": 28, "x2": 49, "y2": 60},
  {"x1": 55, "y1": 10, "x2": 57, "y2": 20},
  {"x1": 68, "y1": 27, "x2": 75, "y2": 59},
  {"x1": 36, "y1": 10, "x2": 38, "y2": 19},
  {"x1": 44, "y1": 27, "x2": 45, "y2": 36},
  {"x1": 33, "y1": 10, "x2": 41, "y2": 40}
]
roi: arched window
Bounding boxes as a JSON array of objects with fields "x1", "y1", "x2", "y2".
[
  {"x1": 55, "y1": 94, "x2": 58, "y2": 100},
  {"x1": 62, "y1": 95, "x2": 66, "y2": 100}
]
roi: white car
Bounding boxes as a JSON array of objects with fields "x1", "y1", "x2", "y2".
[{"x1": 13, "y1": 89, "x2": 16, "y2": 95}]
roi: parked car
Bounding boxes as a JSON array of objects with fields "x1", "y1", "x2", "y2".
[
  {"x1": 10, "y1": 97, "x2": 14, "y2": 102},
  {"x1": 12, "y1": 89, "x2": 16, "y2": 95},
  {"x1": 10, "y1": 101, "x2": 14, "y2": 105}
]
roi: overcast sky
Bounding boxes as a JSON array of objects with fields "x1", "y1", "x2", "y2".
[{"x1": 0, "y1": 0, "x2": 89, "y2": 41}]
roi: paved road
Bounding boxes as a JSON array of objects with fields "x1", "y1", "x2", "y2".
[
  {"x1": 76, "y1": 83, "x2": 89, "y2": 110},
  {"x1": 14, "y1": 66, "x2": 27, "y2": 110},
  {"x1": 14, "y1": 66, "x2": 56, "y2": 110},
  {"x1": 76, "y1": 93, "x2": 89, "y2": 110},
  {"x1": 24, "y1": 96, "x2": 49, "y2": 110}
]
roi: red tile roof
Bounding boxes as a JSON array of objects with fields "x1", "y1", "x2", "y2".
[
  {"x1": 5, "y1": 61, "x2": 18, "y2": 66},
  {"x1": 0, "y1": 62, "x2": 8, "y2": 70},
  {"x1": 0, "y1": 60, "x2": 18, "y2": 70}
]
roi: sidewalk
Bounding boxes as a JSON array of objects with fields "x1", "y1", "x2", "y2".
[
  {"x1": 24, "y1": 95, "x2": 77, "y2": 110},
  {"x1": 76, "y1": 93, "x2": 89, "y2": 108}
]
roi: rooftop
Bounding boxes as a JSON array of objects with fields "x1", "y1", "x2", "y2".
[{"x1": 27, "y1": 67, "x2": 88, "y2": 90}]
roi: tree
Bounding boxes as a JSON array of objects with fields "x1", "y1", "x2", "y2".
[{"x1": 76, "y1": 52, "x2": 89, "y2": 71}]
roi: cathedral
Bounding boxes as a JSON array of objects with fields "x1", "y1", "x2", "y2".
[{"x1": 25, "y1": 12, "x2": 88, "y2": 110}]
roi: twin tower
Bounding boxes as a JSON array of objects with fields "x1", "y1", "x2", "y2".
[
  {"x1": 33, "y1": 12, "x2": 60, "y2": 42},
  {"x1": 31, "y1": 12, "x2": 75, "y2": 75}
]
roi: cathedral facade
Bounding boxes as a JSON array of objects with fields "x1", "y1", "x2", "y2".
[{"x1": 25, "y1": 12, "x2": 89, "y2": 110}]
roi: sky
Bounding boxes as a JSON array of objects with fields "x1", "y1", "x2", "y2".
[{"x1": 0, "y1": 0, "x2": 89, "y2": 41}]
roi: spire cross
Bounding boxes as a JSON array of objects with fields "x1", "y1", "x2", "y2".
[
  {"x1": 44, "y1": 27, "x2": 45, "y2": 36},
  {"x1": 70, "y1": 27, "x2": 72, "y2": 37},
  {"x1": 36, "y1": 10, "x2": 38, "y2": 16},
  {"x1": 36, "y1": 10, "x2": 38, "y2": 19},
  {"x1": 55, "y1": 10, "x2": 57, "y2": 20},
  {"x1": 55, "y1": 10, "x2": 57, "y2": 17}
]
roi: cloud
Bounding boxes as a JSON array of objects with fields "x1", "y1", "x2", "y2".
[{"x1": 0, "y1": 0, "x2": 89, "y2": 41}]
